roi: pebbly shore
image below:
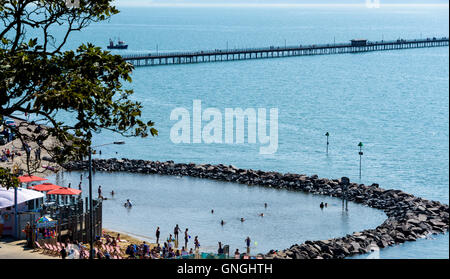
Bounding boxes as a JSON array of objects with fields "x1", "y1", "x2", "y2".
[{"x1": 63, "y1": 158, "x2": 449, "y2": 259}]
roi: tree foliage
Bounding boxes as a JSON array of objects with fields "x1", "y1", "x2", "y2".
[
  {"x1": 0, "y1": 1, "x2": 157, "y2": 187},
  {"x1": 0, "y1": 167, "x2": 19, "y2": 189}
]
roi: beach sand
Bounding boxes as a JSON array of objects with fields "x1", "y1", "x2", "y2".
[{"x1": 0, "y1": 238, "x2": 55, "y2": 259}]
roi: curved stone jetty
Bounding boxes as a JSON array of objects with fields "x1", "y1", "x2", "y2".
[{"x1": 64, "y1": 158, "x2": 449, "y2": 259}]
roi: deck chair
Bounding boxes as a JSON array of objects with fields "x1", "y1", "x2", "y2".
[
  {"x1": 52, "y1": 244, "x2": 61, "y2": 256},
  {"x1": 46, "y1": 243, "x2": 59, "y2": 256},
  {"x1": 43, "y1": 243, "x2": 53, "y2": 255},
  {"x1": 115, "y1": 246, "x2": 122, "y2": 255},
  {"x1": 33, "y1": 241, "x2": 44, "y2": 253},
  {"x1": 56, "y1": 242, "x2": 63, "y2": 251},
  {"x1": 43, "y1": 243, "x2": 51, "y2": 253}
]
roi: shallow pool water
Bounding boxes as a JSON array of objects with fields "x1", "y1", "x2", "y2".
[{"x1": 50, "y1": 170, "x2": 386, "y2": 255}]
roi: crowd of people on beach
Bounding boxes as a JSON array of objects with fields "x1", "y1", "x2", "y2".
[{"x1": 0, "y1": 148, "x2": 20, "y2": 163}]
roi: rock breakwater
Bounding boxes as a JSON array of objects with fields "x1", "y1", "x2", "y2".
[{"x1": 64, "y1": 158, "x2": 449, "y2": 259}]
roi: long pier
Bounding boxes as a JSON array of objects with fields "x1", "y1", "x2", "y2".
[{"x1": 122, "y1": 37, "x2": 449, "y2": 67}]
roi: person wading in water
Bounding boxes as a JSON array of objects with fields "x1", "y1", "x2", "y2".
[
  {"x1": 174, "y1": 224, "x2": 181, "y2": 243},
  {"x1": 184, "y1": 228, "x2": 189, "y2": 249},
  {"x1": 194, "y1": 236, "x2": 200, "y2": 252},
  {"x1": 156, "y1": 227, "x2": 160, "y2": 244},
  {"x1": 245, "y1": 236, "x2": 251, "y2": 254}
]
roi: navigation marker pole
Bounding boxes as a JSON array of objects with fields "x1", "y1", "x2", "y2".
[
  {"x1": 358, "y1": 142, "x2": 364, "y2": 180},
  {"x1": 325, "y1": 132, "x2": 330, "y2": 154}
]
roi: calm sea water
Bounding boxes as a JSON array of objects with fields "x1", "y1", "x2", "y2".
[
  {"x1": 37, "y1": 6, "x2": 449, "y2": 258},
  {"x1": 51, "y1": 171, "x2": 386, "y2": 255}
]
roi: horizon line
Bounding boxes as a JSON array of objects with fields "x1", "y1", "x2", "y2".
[{"x1": 114, "y1": 3, "x2": 450, "y2": 8}]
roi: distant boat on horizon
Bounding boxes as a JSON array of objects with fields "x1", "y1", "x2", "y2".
[{"x1": 107, "y1": 38, "x2": 128, "y2": 50}]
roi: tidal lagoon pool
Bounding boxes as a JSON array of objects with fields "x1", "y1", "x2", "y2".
[{"x1": 50, "y1": 170, "x2": 386, "y2": 255}]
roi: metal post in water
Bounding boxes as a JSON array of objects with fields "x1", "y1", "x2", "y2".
[{"x1": 358, "y1": 142, "x2": 364, "y2": 180}]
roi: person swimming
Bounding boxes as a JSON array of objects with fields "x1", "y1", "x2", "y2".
[
  {"x1": 111, "y1": 190, "x2": 115, "y2": 196},
  {"x1": 259, "y1": 213, "x2": 264, "y2": 217},
  {"x1": 320, "y1": 202, "x2": 324, "y2": 209},
  {"x1": 124, "y1": 199, "x2": 132, "y2": 207},
  {"x1": 220, "y1": 220, "x2": 225, "y2": 226},
  {"x1": 240, "y1": 218, "x2": 245, "y2": 222},
  {"x1": 211, "y1": 209, "x2": 214, "y2": 214}
]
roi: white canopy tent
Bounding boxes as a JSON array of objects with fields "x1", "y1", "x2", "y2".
[{"x1": 0, "y1": 187, "x2": 45, "y2": 209}]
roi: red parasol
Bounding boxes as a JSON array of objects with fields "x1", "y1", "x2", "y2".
[
  {"x1": 29, "y1": 183, "x2": 63, "y2": 192},
  {"x1": 46, "y1": 187, "x2": 82, "y2": 196},
  {"x1": 18, "y1": 175, "x2": 48, "y2": 183}
]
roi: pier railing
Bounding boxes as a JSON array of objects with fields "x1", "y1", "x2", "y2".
[{"x1": 121, "y1": 37, "x2": 449, "y2": 67}]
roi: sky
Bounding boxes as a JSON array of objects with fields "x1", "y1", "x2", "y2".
[{"x1": 113, "y1": 0, "x2": 449, "y2": 7}]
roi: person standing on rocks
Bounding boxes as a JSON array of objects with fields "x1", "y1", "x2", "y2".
[{"x1": 98, "y1": 185, "x2": 102, "y2": 198}]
